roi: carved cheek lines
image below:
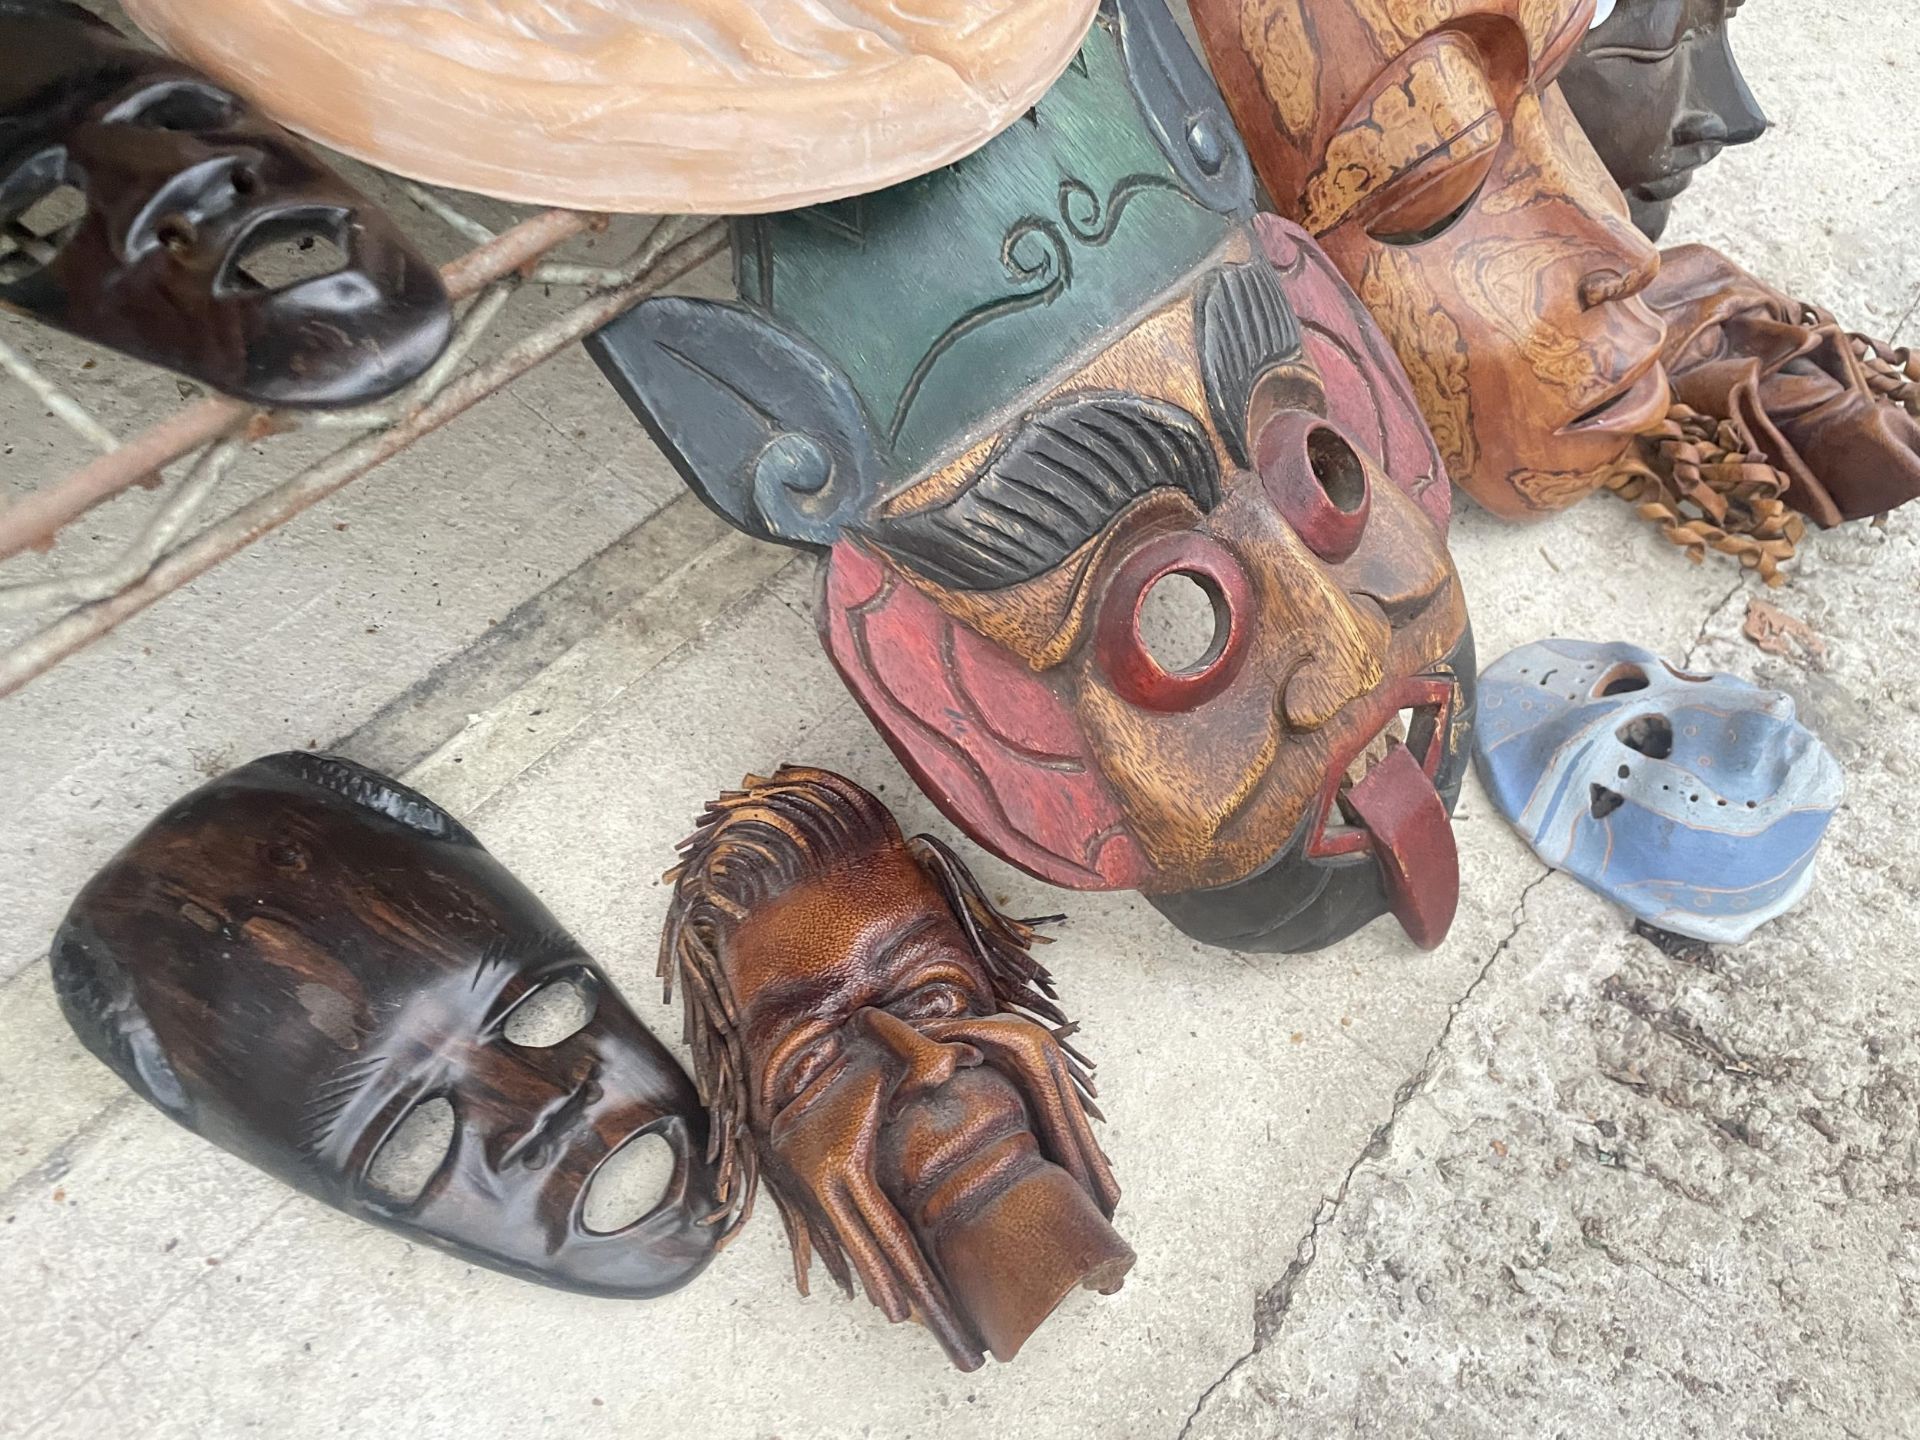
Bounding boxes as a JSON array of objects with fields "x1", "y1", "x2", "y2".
[{"x1": 1356, "y1": 245, "x2": 1478, "y2": 482}]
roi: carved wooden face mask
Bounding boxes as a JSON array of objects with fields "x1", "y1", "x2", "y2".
[
  {"x1": 661, "y1": 768, "x2": 1133, "y2": 1371},
  {"x1": 593, "y1": 0, "x2": 1477, "y2": 953},
  {"x1": 1188, "y1": 0, "x2": 1672, "y2": 519},
  {"x1": 51, "y1": 752, "x2": 721, "y2": 1297},
  {"x1": 1559, "y1": 0, "x2": 1767, "y2": 240},
  {"x1": 0, "y1": 1, "x2": 451, "y2": 406}
]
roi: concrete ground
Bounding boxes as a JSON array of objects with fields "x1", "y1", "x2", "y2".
[{"x1": 2, "y1": 3, "x2": 1916, "y2": 1436}]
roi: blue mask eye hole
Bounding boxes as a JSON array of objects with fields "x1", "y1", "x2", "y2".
[
  {"x1": 1596, "y1": 665, "x2": 1650, "y2": 697},
  {"x1": 1590, "y1": 784, "x2": 1626, "y2": 819},
  {"x1": 1618, "y1": 714, "x2": 1674, "y2": 759}
]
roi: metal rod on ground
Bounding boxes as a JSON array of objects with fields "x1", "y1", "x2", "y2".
[
  {"x1": 0, "y1": 332, "x2": 118, "y2": 454},
  {"x1": 0, "y1": 286, "x2": 514, "y2": 613},
  {"x1": 0, "y1": 223, "x2": 726, "y2": 699},
  {"x1": 0, "y1": 207, "x2": 604, "y2": 563}
]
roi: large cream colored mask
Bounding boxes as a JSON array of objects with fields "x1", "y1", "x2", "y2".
[
  {"x1": 1189, "y1": 0, "x2": 1673, "y2": 519},
  {"x1": 120, "y1": 0, "x2": 1099, "y2": 212}
]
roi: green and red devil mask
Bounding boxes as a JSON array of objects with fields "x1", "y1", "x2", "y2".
[{"x1": 592, "y1": 0, "x2": 1477, "y2": 953}]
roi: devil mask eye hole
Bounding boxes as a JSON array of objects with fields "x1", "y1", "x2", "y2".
[
  {"x1": 1097, "y1": 536, "x2": 1251, "y2": 712},
  {"x1": 1139, "y1": 571, "x2": 1229, "y2": 677}
]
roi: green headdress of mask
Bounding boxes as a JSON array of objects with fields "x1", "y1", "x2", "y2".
[{"x1": 590, "y1": 0, "x2": 1278, "y2": 592}]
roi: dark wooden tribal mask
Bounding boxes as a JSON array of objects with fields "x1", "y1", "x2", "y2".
[
  {"x1": 0, "y1": 0, "x2": 450, "y2": 406},
  {"x1": 1187, "y1": 0, "x2": 1674, "y2": 520},
  {"x1": 1559, "y1": 0, "x2": 1767, "y2": 240},
  {"x1": 661, "y1": 768, "x2": 1134, "y2": 1371},
  {"x1": 51, "y1": 753, "x2": 721, "y2": 1298},
  {"x1": 594, "y1": 0, "x2": 1477, "y2": 954}
]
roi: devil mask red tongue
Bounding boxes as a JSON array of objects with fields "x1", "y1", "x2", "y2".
[{"x1": 1340, "y1": 744, "x2": 1459, "y2": 950}]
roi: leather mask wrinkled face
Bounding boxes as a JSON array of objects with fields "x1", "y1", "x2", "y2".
[
  {"x1": 1473, "y1": 639, "x2": 1844, "y2": 943},
  {"x1": 0, "y1": 1, "x2": 450, "y2": 406},
  {"x1": 661, "y1": 768, "x2": 1133, "y2": 1372},
  {"x1": 51, "y1": 752, "x2": 720, "y2": 1297},
  {"x1": 1559, "y1": 0, "x2": 1767, "y2": 240},
  {"x1": 1188, "y1": 0, "x2": 1673, "y2": 519},
  {"x1": 592, "y1": 0, "x2": 1477, "y2": 953}
]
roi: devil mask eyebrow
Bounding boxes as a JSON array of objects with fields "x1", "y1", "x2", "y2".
[
  {"x1": 1198, "y1": 259, "x2": 1306, "y2": 467},
  {"x1": 869, "y1": 391, "x2": 1221, "y2": 591}
]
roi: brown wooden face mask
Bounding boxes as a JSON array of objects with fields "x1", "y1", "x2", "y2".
[
  {"x1": 52, "y1": 752, "x2": 721, "y2": 1298},
  {"x1": 1558, "y1": 0, "x2": 1767, "y2": 240},
  {"x1": 661, "y1": 769, "x2": 1133, "y2": 1372},
  {"x1": 0, "y1": 1, "x2": 451, "y2": 406},
  {"x1": 1188, "y1": 0, "x2": 1673, "y2": 519}
]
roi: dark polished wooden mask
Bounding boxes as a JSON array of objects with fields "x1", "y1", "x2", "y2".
[
  {"x1": 0, "y1": 1, "x2": 450, "y2": 406},
  {"x1": 52, "y1": 752, "x2": 721, "y2": 1298},
  {"x1": 1559, "y1": 0, "x2": 1767, "y2": 240}
]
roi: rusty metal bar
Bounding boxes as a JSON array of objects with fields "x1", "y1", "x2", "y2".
[
  {"x1": 0, "y1": 206, "x2": 605, "y2": 563},
  {"x1": 0, "y1": 223, "x2": 725, "y2": 699}
]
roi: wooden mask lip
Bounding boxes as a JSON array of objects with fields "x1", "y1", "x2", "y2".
[{"x1": 50, "y1": 751, "x2": 722, "y2": 1299}]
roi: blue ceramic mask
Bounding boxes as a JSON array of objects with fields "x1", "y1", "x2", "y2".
[{"x1": 1473, "y1": 638, "x2": 1844, "y2": 943}]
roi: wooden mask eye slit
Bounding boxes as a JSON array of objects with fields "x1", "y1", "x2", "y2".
[{"x1": 1365, "y1": 157, "x2": 1495, "y2": 248}]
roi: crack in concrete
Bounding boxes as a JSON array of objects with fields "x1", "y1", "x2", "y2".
[
  {"x1": 1174, "y1": 869, "x2": 1553, "y2": 1440},
  {"x1": 1682, "y1": 576, "x2": 1749, "y2": 669},
  {"x1": 1890, "y1": 284, "x2": 1920, "y2": 348}
]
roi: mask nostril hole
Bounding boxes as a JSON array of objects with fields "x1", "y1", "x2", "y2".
[
  {"x1": 1307, "y1": 427, "x2": 1367, "y2": 513},
  {"x1": 366, "y1": 1096, "x2": 454, "y2": 1205},
  {"x1": 1138, "y1": 571, "x2": 1227, "y2": 676},
  {"x1": 504, "y1": 976, "x2": 597, "y2": 1048},
  {"x1": 1590, "y1": 784, "x2": 1626, "y2": 819},
  {"x1": 1618, "y1": 714, "x2": 1674, "y2": 759},
  {"x1": 582, "y1": 1131, "x2": 675, "y2": 1234},
  {"x1": 1596, "y1": 665, "x2": 1650, "y2": 697}
]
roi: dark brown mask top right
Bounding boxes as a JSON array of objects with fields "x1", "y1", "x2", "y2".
[{"x1": 1558, "y1": 0, "x2": 1767, "y2": 240}]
